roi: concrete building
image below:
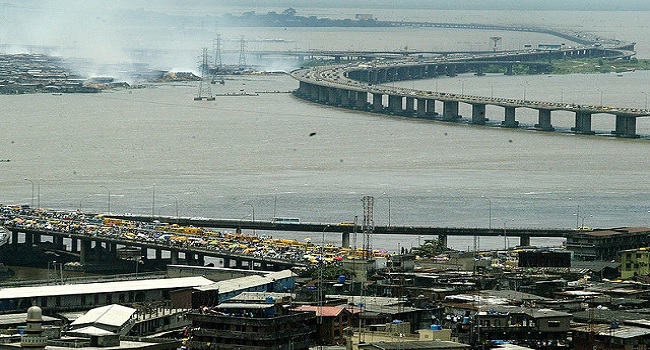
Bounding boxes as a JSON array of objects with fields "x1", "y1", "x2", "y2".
[
  {"x1": 620, "y1": 247, "x2": 650, "y2": 279},
  {"x1": 291, "y1": 305, "x2": 354, "y2": 345},
  {"x1": 0, "y1": 277, "x2": 214, "y2": 314},
  {"x1": 474, "y1": 306, "x2": 571, "y2": 348},
  {"x1": 565, "y1": 227, "x2": 650, "y2": 261},
  {"x1": 572, "y1": 323, "x2": 650, "y2": 350},
  {"x1": 186, "y1": 298, "x2": 315, "y2": 350},
  {"x1": 0, "y1": 306, "x2": 181, "y2": 350}
]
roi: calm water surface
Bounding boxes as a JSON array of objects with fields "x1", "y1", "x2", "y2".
[{"x1": 1, "y1": 8, "x2": 649, "y2": 252}]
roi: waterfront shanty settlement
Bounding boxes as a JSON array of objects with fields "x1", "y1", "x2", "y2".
[{"x1": 4, "y1": 206, "x2": 650, "y2": 349}]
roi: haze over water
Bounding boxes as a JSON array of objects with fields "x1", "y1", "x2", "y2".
[{"x1": 1, "y1": 4, "x2": 649, "y2": 252}]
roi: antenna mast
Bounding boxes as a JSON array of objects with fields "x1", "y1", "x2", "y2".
[
  {"x1": 238, "y1": 35, "x2": 247, "y2": 70},
  {"x1": 194, "y1": 48, "x2": 215, "y2": 101},
  {"x1": 362, "y1": 195, "x2": 374, "y2": 259}
]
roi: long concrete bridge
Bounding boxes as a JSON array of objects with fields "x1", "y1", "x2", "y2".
[
  {"x1": 2, "y1": 213, "x2": 573, "y2": 272},
  {"x1": 3, "y1": 227, "x2": 306, "y2": 271},
  {"x1": 107, "y1": 214, "x2": 571, "y2": 248},
  {"x1": 291, "y1": 46, "x2": 649, "y2": 138}
]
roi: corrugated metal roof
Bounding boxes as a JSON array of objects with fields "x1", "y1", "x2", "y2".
[
  {"x1": 71, "y1": 304, "x2": 136, "y2": 328},
  {"x1": 0, "y1": 313, "x2": 59, "y2": 325},
  {"x1": 216, "y1": 303, "x2": 274, "y2": 310},
  {"x1": 0, "y1": 276, "x2": 214, "y2": 300},
  {"x1": 196, "y1": 270, "x2": 295, "y2": 293},
  {"x1": 68, "y1": 325, "x2": 114, "y2": 336}
]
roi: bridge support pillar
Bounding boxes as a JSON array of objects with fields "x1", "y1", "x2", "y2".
[
  {"x1": 535, "y1": 109, "x2": 555, "y2": 131},
  {"x1": 572, "y1": 111, "x2": 594, "y2": 134},
  {"x1": 372, "y1": 93, "x2": 383, "y2": 112},
  {"x1": 171, "y1": 250, "x2": 179, "y2": 265},
  {"x1": 438, "y1": 235, "x2": 448, "y2": 249},
  {"x1": 471, "y1": 104, "x2": 487, "y2": 125},
  {"x1": 309, "y1": 84, "x2": 319, "y2": 100},
  {"x1": 33, "y1": 233, "x2": 41, "y2": 243},
  {"x1": 520, "y1": 235, "x2": 531, "y2": 247},
  {"x1": 340, "y1": 89, "x2": 350, "y2": 107},
  {"x1": 341, "y1": 232, "x2": 350, "y2": 248},
  {"x1": 355, "y1": 92, "x2": 368, "y2": 109},
  {"x1": 505, "y1": 64, "x2": 514, "y2": 76},
  {"x1": 379, "y1": 69, "x2": 388, "y2": 83},
  {"x1": 388, "y1": 95, "x2": 403, "y2": 114},
  {"x1": 405, "y1": 97, "x2": 415, "y2": 114},
  {"x1": 317, "y1": 86, "x2": 327, "y2": 103},
  {"x1": 416, "y1": 99, "x2": 427, "y2": 117},
  {"x1": 328, "y1": 87, "x2": 339, "y2": 105},
  {"x1": 369, "y1": 70, "x2": 377, "y2": 83},
  {"x1": 155, "y1": 249, "x2": 162, "y2": 260},
  {"x1": 141, "y1": 247, "x2": 148, "y2": 261},
  {"x1": 442, "y1": 101, "x2": 459, "y2": 121},
  {"x1": 613, "y1": 115, "x2": 638, "y2": 138},
  {"x1": 24, "y1": 232, "x2": 33, "y2": 245},
  {"x1": 426, "y1": 100, "x2": 436, "y2": 116},
  {"x1": 70, "y1": 238, "x2": 78, "y2": 252},
  {"x1": 80, "y1": 240, "x2": 92, "y2": 265},
  {"x1": 197, "y1": 254, "x2": 205, "y2": 266},
  {"x1": 501, "y1": 106, "x2": 519, "y2": 128},
  {"x1": 11, "y1": 231, "x2": 18, "y2": 244},
  {"x1": 52, "y1": 236, "x2": 65, "y2": 250},
  {"x1": 107, "y1": 244, "x2": 118, "y2": 262}
]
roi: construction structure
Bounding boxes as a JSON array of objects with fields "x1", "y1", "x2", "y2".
[{"x1": 194, "y1": 48, "x2": 215, "y2": 101}]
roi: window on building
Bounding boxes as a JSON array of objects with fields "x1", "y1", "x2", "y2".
[{"x1": 548, "y1": 321, "x2": 561, "y2": 328}]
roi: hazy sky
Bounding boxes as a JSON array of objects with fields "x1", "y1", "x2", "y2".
[{"x1": 0, "y1": 0, "x2": 646, "y2": 75}]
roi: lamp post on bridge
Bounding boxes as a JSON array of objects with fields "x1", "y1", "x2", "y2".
[
  {"x1": 99, "y1": 185, "x2": 111, "y2": 214},
  {"x1": 151, "y1": 183, "x2": 156, "y2": 217},
  {"x1": 24, "y1": 178, "x2": 34, "y2": 208},
  {"x1": 243, "y1": 202, "x2": 256, "y2": 235},
  {"x1": 79, "y1": 195, "x2": 93, "y2": 211},
  {"x1": 503, "y1": 219, "x2": 514, "y2": 251},
  {"x1": 383, "y1": 192, "x2": 391, "y2": 228},
  {"x1": 166, "y1": 194, "x2": 179, "y2": 222}
]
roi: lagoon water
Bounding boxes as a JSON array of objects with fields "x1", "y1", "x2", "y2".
[{"x1": 1, "y1": 7, "x2": 649, "y2": 252}]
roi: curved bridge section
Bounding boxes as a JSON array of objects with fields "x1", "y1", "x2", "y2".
[{"x1": 291, "y1": 47, "x2": 648, "y2": 138}]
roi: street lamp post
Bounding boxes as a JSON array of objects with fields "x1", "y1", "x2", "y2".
[
  {"x1": 273, "y1": 189, "x2": 277, "y2": 219},
  {"x1": 79, "y1": 195, "x2": 93, "y2": 211},
  {"x1": 167, "y1": 194, "x2": 179, "y2": 222},
  {"x1": 595, "y1": 89, "x2": 604, "y2": 106},
  {"x1": 522, "y1": 81, "x2": 528, "y2": 101},
  {"x1": 151, "y1": 184, "x2": 156, "y2": 217},
  {"x1": 383, "y1": 192, "x2": 391, "y2": 228},
  {"x1": 24, "y1": 178, "x2": 34, "y2": 208},
  {"x1": 243, "y1": 202, "x2": 255, "y2": 235},
  {"x1": 503, "y1": 219, "x2": 514, "y2": 251},
  {"x1": 99, "y1": 185, "x2": 111, "y2": 214}
]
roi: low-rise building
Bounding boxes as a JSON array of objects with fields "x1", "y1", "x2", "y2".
[
  {"x1": 186, "y1": 298, "x2": 314, "y2": 350},
  {"x1": 566, "y1": 227, "x2": 650, "y2": 261},
  {"x1": 291, "y1": 305, "x2": 354, "y2": 345},
  {"x1": 0, "y1": 276, "x2": 214, "y2": 314},
  {"x1": 620, "y1": 247, "x2": 650, "y2": 279},
  {"x1": 573, "y1": 323, "x2": 650, "y2": 350}
]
